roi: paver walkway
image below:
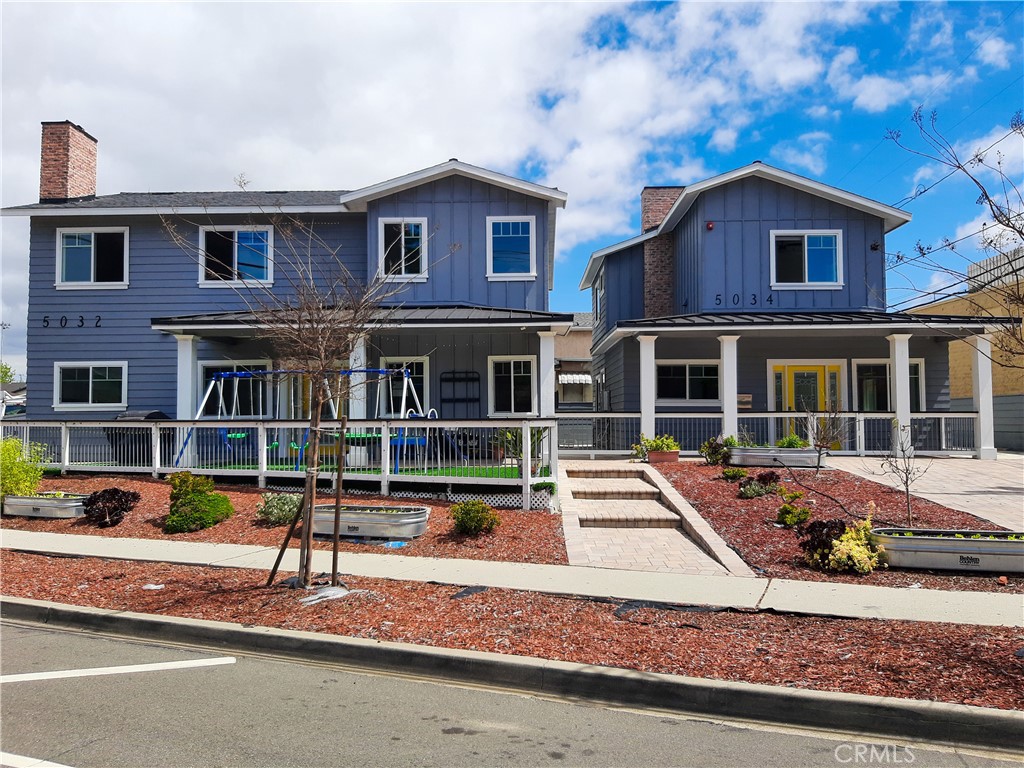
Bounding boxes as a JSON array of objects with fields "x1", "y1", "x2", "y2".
[{"x1": 828, "y1": 453, "x2": 1023, "y2": 530}]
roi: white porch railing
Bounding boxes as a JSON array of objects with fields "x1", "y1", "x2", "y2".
[{"x1": 0, "y1": 418, "x2": 558, "y2": 511}]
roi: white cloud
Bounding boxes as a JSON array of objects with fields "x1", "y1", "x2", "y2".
[
  {"x1": 907, "y1": 4, "x2": 954, "y2": 51},
  {"x1": 770, "y1": 132, "x2": 832, "y2": 176},
  {"x1": 826, "y1": 46, "x2": 970, "y2": 113},
  {"x1": 805, "y1": 105, "x2": 841, "y2": 121},
  {"x1": 709, "y1": 127, "x2": 739, "y2": 153},
  {"x1": 968, "y1": 25, "x2": 1014, "y2": 69}
]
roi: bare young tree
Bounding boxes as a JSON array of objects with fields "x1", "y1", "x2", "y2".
[
  {"x1": 805, "y1": 398, "x2": 850, "y2": 476},
  {"x1": 886, "y1": 109, "x2": 1024, "y2": 365},
  {"x1": 872, "y1": 421, "x2": 931, "y2": 527}
]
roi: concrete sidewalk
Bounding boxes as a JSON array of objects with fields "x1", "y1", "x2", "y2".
[{"x1": 3, "y1": 529, "x2": 1021, "y2": 627}]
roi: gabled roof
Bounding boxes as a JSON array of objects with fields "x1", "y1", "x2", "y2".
[
  {"x1": 1, "y1": 190, "x2": 348, "y2": 216},
  {"x1": 580, "y1": 161, "x2": 912, "y2": 289}
]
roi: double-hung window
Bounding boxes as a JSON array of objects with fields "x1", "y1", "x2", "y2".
[
  {"x1": 656, "y1": 361, "x2": 720, "y2": 402},
  {"x1": 770, "y1": 230, "x2": 843, "y2": 289},
  {"x1": 487, "y1": 216, "x2": 536, "y2": 280},
  {"x1": 56, "y1": 228, "x2": 128, "y2": 288},
  {"x1": 199, "y1": 362, "x2": 269, "y2": 417},
  {"x1": 200, "y1": 226, "x2": 273, "y2": 285},
  {"x1": 489, "y1": 356, "x2": 536, "y2": 416},
  {"x1": 379, "y1": 218, "x2": 427, "y2": 280},
  {"x1": 53, "y1": 362, "x2": 127, "y2": 410}
]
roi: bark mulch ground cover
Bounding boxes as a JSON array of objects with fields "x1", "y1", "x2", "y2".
[
  {"x1": 2, "y1": 551, "x2": 1021, "y2": 711},
  {"x1": 0, "y1": 474, "x2": 566, "y2": 565},
  {"x1": 657, "y1": 461, "x2": 1022, "y2": 594}
]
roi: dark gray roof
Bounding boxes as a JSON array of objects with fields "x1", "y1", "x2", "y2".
[
  {"x1": 6, "y1": 190, "x2": 348, "y2": 212},
  {"x1": 615, "y1": 310, "x2": 998, "y2": 330},
  {"x1": 572, "y1": 312, "x2": 594, "y2": 328},
  {"x1": 152, "y1": 304, "x2": 575, "y2": 329}
]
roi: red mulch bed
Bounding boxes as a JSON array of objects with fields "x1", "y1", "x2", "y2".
[
  {"x1": 0, "y1": 474, "x2": 566, "y2": 565},
  {"x1": 2, "y1": 551, "x2": 1021, "y2": 711},
  {"x1": 658, "y1": 461, "x2": 1022, "y2": 593}
]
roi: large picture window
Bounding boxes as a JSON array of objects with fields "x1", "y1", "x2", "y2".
[
  {"x1": 53, "y1": 362, "x2": 127, "y2": 410},
  {"x1": 656, "y1": 361, "x2": 720, "y2": 402},
  {"x1": 489, "y1": 356, "x2": 536, "y2": 415},
  {"x1": 379, "y1": 218, "x2": 427, "y2": 280},
  {"x1": 56, "y1": 228, "x2": 128, "y2": 288},
  {"x1": 854, "y1": 360, "x2": 924, "y2": 413},
  {"x1": 200, "y1": 227, "x2": 273, "y2": 285},
  {"x1": 770, "y1": 230, "x2": 843, "y2": 288},
  {"x1": 487, "y1": 216, "x2": 536, "y2": 279},
  {"x1": 199, "y1": 362, "x2": 269, "y2": 417}
]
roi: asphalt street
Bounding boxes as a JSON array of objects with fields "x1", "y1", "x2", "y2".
[{"x1": 0, "y1": 621, "x2": 1018, "y2": 768}]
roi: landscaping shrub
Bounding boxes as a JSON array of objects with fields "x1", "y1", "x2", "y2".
[
  {"x1": 722, "y1": 468, "x2": 747, "y2": 483},
  {"x1": 83, "y1": 488, "x2": 141, "y2": 528},
  {"x1": 167, "y1": 471, "x2": 215, "y2": 504},
  {"x1": 450, "y1": 499, "x2": 500, "y2": 535},
  {"x1": 755, "y1": 470, "x2": 781, "y2": 486},
  {"x1": 531, "y1": 481, "x2": 556, "y2": 494},
  {"x1": 256, "y1": 493, "x2": 303, "y2": 526},
  {"x1": 737, "y1": 478, "x2": 771, "y2": 499},
  {"x1": 797, "y1": 516, "x2": 881, "y2": 574},
  {"x1": 775, "y1": 486, "x2": 810, "y2": 527},
  {"x1": 165, "y1": 492, "x2": 234, "y2": 534},
  {"x1": 776, "y1": 434, "x2": 809, "y2": 449},
  {"x1": 698, "y1": 435, "x2": 736, "y2": 466},
  {"x1": 0, "y1": 437, "x2": 47, "y2": 498}
]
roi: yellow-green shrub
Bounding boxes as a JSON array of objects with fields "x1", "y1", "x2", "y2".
[{"x1": 0, "y1": 438, "x2": 47, "y2": 498}]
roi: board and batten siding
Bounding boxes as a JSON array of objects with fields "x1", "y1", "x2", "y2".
[
  {"x1": 593, "y1": 243, "x2": 644, "y2": 344},
  {"x1": 25, "y1": 213, "x2": 366, "y2": 418},
  {"x1": 366, "y1": 177, "x2": 550, "y2": 311}
]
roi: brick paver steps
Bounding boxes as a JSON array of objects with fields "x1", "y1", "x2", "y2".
[
  {"x1": 566, "y1": 467, "x2": 645, "y2": 479},
  {"x1": 571, "y1": 477, "x2": 660, "y2": 500},
  {"x1": 575, "y1": 528, "x2": 730, "y2": 575},
  {"x1": 574, "y1": 499, "x2": 681, "y2": 528}
]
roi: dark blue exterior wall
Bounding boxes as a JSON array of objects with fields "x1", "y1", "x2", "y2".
[{"x1": 593, "y1": 243, "x2": 644, "y2": 344}]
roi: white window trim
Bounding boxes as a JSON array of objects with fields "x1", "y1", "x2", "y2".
[
  {"x1": 655, "y1": 359, "x2": 722, "y2": 405},
  {"x1": 52, "y1": 361, "x2": 128, "y2": 411},
  {"x1": 198, "y1": 225, "x2": 275, "y2": 287},
  {"x1": 595, "y1": 270, "x2": 606, "y2": 325},
  {"x1": 852, "y1": 358, "x2": 926, "y2": 413},
  {"x1": 769, "y1": 229, "x2": 844, "y2": 290},
  {"x1": 765, "y1": 358, "x2": 849, "y2": 412},
  {"x1": 486, "y1": 215, "x2": 536, "y2": 281},
  {"x1": 55, "y1": 227, "x2": 130, "y2": 290},
  {"x1": 196, "y1": 359, "x2": 272, "y2": 418},
  {"x1": 379, "y1": 356, "x2": 430, "y2": 416},
  {"x1": 487, "y1": 354, "x2": 538, "y2": 417},
  {"x1": 378, "y1": 217, "x2": 429, "y2": 282}
]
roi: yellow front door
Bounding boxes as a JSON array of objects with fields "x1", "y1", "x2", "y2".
[{"x1": 773, "y1": 364, "x2": 841, "y2": 412}]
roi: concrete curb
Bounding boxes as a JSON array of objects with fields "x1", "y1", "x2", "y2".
[{"x1": 3, "y1": 596, "x2": 1021, "y2": 753}]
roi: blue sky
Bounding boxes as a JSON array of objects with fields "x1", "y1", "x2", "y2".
[{"x1": 1, "y1": 1, "x2": 1021, "y2": 376}]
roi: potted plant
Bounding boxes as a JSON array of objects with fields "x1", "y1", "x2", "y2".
[
  {"x1": 0, "y1": 437, "x2": 88, "y2": 518},
  {"x1": 491, "y1": 426, "x2": 549, "y2": 476},
  {"x1": 870, "y1": 527, "x2": 1024, "y2": 574},
  {"x1": 631, "y1": 433, "x2": 680, "y2": 463}
]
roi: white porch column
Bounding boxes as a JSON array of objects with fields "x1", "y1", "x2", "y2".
[
  {"x1": 349, "y1": 337, "x2": 367, "y2": 419},
  {"x1": 175, "y1": 335, "x2": 197, "y2": 419},
  {"x1": 718, "y1": 334, "x2": 740, "y2": 438},
  {"x1": 887, "y1": 333, "x2": 913, "y2": 458},
  {"x1": 967, "y1": 334, "x2": 998, "y2": 460},
  {"x1": 538, "y1": 331, "x2": 556, "y2": 418},
  {"x1": 638, "y1": 335, "x2": 657, "y2": 438}
]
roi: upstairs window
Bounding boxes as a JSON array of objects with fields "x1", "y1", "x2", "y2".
[
  {"x1": 56, "y1": 228, "x2": 128, "y2": 288},
  {"x1": 487, "y1": 216, "x2": 536, "y2": 279},
  {"x1": 770, "y1": 230, "x2": 842, "y2": 288},
  {"x1": 656, "y1": 361, "x2": 720, "y2": 402},
  {"x1": 54, "y1": 361, "x2": 127, "y2": 410},
  {"x1": 379, "y1": 218, "x2": 427, "y2": 280},
  {"x1": 200, "y1": 226, "x2": 273, "y2": 285}
]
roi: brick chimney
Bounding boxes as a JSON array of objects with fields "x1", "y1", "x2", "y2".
[
  {"x1": 39, "y1": 121, "x2": 97, "y2": 202},
  {"x1": 640, "y1": 186, "x2": 682, "y2": 317}
]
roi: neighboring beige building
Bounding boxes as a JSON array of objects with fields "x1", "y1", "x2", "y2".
[
  {"x1": 910, "y1": 252, "x2": 1023, "y2": 450},
  {"x1": 555, "y1": 313, "x2": 593, "y2": 411}
]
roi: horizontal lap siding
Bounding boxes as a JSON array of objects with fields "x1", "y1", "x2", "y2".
[
  {"x1": 952, "y1": 394, "x2": 1024, "y2": 451},
  {"x1": 26, "y1": 213, "x2": 366, "y2": 418}
]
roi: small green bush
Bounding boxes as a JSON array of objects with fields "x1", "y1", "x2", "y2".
[
  {"x1": 531, "y1": 481, "x2": 556, "y2": 494},
  {"x1": 84, "y1": 488, "x2": 141, "y2": 528},
  {"x1": 756, "y1": 470, "x2": 781, "y2": 486},
  {"x1": 631, "y1": 433, "x2": 681, "y2": 461},
  {"x1": 776, "y1": 434, "x2": 809, "y2": 449},
  {"x1": 737, "y1": 479, "x2": 771, "y2": 499},
  {"x1": 722, "y1": 468, "x2": 747, "y2": 482},
  {"x1": 165, "y1": 491, "x2": 234, "y2": 534},
  {"x1": 698, "y1": 436, "x2": 730, "y2": 466},
  {"x1": 0, "y1": 437, "x2": 47, "y2": 498},
  {"x1": 256, "y1": 493, "x2": 303, "y2": 526},
  {"x1": 167, "y1": 471, "x2": 215, "y2": 504},
  {"x1": 450, "y1": 499, "x2": 500, "y2": 535},
  {"x1": 776, "y1": 504, "x2": 810, "y2": 527}
]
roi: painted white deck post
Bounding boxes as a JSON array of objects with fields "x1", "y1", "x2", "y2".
[
  {"x1": 538, "y1": 331, "x2": 556, "y2": 418},
  {"x1": 175, "y1": 335, "x2": 197, "y2": 419},
  {"x1": 967, "y1": 334, "x2": 998, "y2": 460},
  {"x1": 887, "y1": 334, "x2": 913, "y2": 458},
  {"x1": 718, "y1": 334, "x2": 740, "y2": 438},
  {"x1": 638, "y1": 335, "x2": 657, "y2": 438},
  {"x1": 349, "y1": 338, "x2": 367, "y2": 420}
]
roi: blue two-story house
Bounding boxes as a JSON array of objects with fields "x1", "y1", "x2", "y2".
[
  {"x1": 580, "y1": 162, "x2": 998, "y2": 459},
  {"x1": 5, "y1": 121, "x2": 572, "y2": 427}
]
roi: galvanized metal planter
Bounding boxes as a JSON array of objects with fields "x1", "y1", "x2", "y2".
[
  {"x1": 312, "y1": 504, "x2": 430, "y2": 539},
  {"x1": 871, "y1": 528, "x2": 1024, "y2": 574},
  {"x1": 727, "y1": 447, "x2": 818, "y2": 468},
  {"x1": 2, "y1": 493, "x2": 89, "y2": 519}
]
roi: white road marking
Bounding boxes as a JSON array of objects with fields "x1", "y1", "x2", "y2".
[
  {"x1": 1, "y1": 752, "x2": 76, "y2": 768},
  {"x1": 0, "y1": 656, "x2": 236, "y2": 684}
]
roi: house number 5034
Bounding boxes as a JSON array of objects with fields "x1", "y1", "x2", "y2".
[{"x1": 42, "y1": 315, "x2": 102, "y2": 328}]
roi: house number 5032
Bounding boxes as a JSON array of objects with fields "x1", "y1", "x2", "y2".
[{"x1": 42, "y1": 315, "x2": 102, "y2": 328}]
